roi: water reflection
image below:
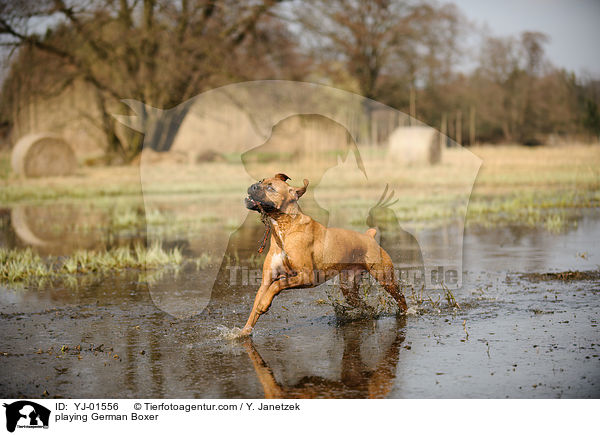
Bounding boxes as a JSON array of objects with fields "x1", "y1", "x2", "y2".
[
  {"x1": 5, "y1": 203, "x2": 146, "y2": 255},
  {"x1": 463, "y1": 210, "x2": 600, "y2": 272},
  {"x1": 243, "y1": 318, "x2": 406, "y2": 399},
  {"x1": 0, "y1": 276, "x2": 409, "y2": 398}
]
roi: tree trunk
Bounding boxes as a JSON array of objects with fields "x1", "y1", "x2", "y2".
[{"x1": 144, "y1": 103, "x2": 192, "y2": 152}]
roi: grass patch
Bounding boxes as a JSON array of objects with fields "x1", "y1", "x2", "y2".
[
  {"x1": 0, "y1": 248, "x2": 50, "y2": 283},
  {"x1": 193, "y1": 252, "x2": 214, "y2": 270},
  {"x1": 465, "y1": 190, "x2": 592, "y2": 229},
  {"x1": 544, "y1": 214, "x2": 566, "y2": 234},
  {"x1": 0, "y1": 241, "x2": 183, "y2": 285}
]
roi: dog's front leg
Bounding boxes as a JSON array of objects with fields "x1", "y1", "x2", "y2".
[
  {"x1": 241, "y1": 254, "x2": 276, "y2": 336},
  {"x1": 241, "y1": 281, "x2": 270, "y2": 336},
  {"x1": 241, "y1": 270, "x2": 314, "y2": 335},
  {"x1": 255, "y1": 270, "x2": 314, "y2": 317}
]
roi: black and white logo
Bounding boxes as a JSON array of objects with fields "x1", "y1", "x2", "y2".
[{"x1": 3, "y1": 401, "x2": 50, "y2": 432}]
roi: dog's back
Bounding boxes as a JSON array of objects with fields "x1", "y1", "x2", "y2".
[{"x1": 313, "y1": 224, "x2": 387, "y2": 270}]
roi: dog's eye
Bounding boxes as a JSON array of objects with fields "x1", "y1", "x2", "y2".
[{"x1": 267, "y1": 185, "x2": 276, "y2": 192}]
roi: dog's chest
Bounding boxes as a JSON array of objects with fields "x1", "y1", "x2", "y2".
[
  {"x1": 270, "y1": 218, "x2": 289, "y2": 249},
  {"x1": 270, "y1": 251, "x2": 289, "y2": 275},
  {"x1": 269, "y1": 219, "x2": 296, "y2": 275}
]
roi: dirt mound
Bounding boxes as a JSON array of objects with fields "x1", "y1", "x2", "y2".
[
  {"x1": 196, "y1": 149, "x2": 226, "y2": 163},
  {"x1": 521, "y1": 270, "x2": 600, "y2": 282}
]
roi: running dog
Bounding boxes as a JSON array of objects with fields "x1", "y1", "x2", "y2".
[{"x1": 241, "y1": 173, "x2": 407, "y2": 336}]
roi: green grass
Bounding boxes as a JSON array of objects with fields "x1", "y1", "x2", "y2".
[
  {"x1": 465, "y1": 189, "x2": 596, "y2": 230},
  {"x1": 0, "y1": 183, "x2": 143, "y2": 204},
  {"x1": 193, "y1": 252, "x2": 214, "y2": 270},
  {"x1": 544, "y1": 214, "x2": 566, "y2": 234},
  {"x1": 0, "y1": 241, "x2": 183, "y2": 285},
  {"x1": 0, "y1": 248, "x2": 50, "y2": 282}
]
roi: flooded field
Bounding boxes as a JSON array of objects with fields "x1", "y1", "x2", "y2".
[{"x1": 0, "y1": 199, "x2": 598, "y2": 398}]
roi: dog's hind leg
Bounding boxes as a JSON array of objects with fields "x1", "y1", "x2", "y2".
[
  {"x1": 366, "y1": 250, "x2": 407, "y2": 312},
  {"x1": 339, "y1": 269, "x2": 363, "y2": 308}
]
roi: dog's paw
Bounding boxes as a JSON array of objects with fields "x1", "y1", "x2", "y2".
[
  {"x1": 240, "y1": 327, "x2": 253, "y2": 337},
  {"x1": 217, "y1": 326, "x2": 252, "y2": 340}
]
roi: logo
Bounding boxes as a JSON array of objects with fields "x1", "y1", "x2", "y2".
[{"x1": 3, "y1": 401, "x2": 50, "y2": 432}]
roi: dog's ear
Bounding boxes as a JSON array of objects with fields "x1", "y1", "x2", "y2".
[
  {"x1": 273, "y1": 173, "x2": 290, "y2": 182},
  {"x1": 295, "y1": 179, "x2": 309, "y2": 199}
]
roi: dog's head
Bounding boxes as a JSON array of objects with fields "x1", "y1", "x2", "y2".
[{"x1": 245, "y1": 173, "x2": 309, "y2": 214}]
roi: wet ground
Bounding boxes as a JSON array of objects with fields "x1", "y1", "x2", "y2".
[{"x1": 0, "y1": 208, "x2": 599, "y2": 398}]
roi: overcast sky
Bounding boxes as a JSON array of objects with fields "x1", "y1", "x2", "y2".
[{"x1": 452, "y1": 0, "x2": 600, "y2": 76}]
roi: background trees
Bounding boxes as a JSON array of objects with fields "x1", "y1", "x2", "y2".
[
  {"x1": 0, "y1": 0, "x2": 306, "y2": 160},
  {"x1": 1, "y1": 0, "x2": 598, "y2": 162}
]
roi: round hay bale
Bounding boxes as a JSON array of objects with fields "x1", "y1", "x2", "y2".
[
  {"x1": 11, "y1": 133, "x2": 77, "y2": 177},
  {"x1": 388, "y1": 126, "x2": 441, "y2": 165}
]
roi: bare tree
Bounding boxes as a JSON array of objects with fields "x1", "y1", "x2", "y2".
[
  {"x1": 0, "y1": 0, "x2": 303, "y2": 161},
  {"x1": 2, "y1": 0, "x2": 597, "y2": 150},
  {"x1": 294, "y1": 0, "x2": 464, "y2": 104}
]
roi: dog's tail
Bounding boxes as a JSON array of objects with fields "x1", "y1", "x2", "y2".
[{"x1": 365, "y1": 228, "x2": 377, "y2": 238}]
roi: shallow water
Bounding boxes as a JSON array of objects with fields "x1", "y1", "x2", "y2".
[
  {"x1": 0, "y1": 205, "x2": 599, "y2": 398},
  {"x1": 464, "y1": 210, "x2": 600, "y2": 273}
]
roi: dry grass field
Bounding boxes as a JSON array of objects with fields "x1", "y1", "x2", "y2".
[{"x1": 1, "y1": 143, "x2": 598, "y2": 225}]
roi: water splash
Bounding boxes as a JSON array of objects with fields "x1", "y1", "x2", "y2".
[
  {"x1": 324, "y1": 279, "x2": 401, "y2": 321},
  {"x1": 216, "y1": 325, "x2": 247, "y2": 340}
]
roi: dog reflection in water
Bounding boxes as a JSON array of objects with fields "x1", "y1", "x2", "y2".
[{"x1": 242, "y1": 318, "x2": 406, "y2": 399}]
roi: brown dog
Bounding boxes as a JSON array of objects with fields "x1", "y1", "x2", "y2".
[{"x1": 241, "y1": 173, "x2": 407, "y2": 336}]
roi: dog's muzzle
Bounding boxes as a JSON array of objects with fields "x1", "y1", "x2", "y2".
[
  {"x1": 245, "y1": 196, "x2": 260, "y2": 211},
  {"x1": 245, "y1": 183, "x2": 267, "y2": 211}
]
